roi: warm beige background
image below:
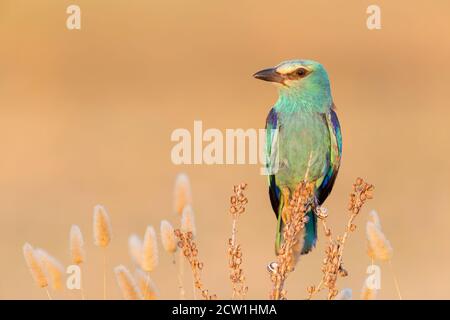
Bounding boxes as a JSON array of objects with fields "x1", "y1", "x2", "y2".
[{"x1": 1, "y1": 0, "x2": 449, "y2": 299}]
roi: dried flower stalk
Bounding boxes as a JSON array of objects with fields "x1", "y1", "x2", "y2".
[
  {"x1": 361, "y1": 278, "x2": 378, "y2": 300},
  {"x1": 308, "y1": 177, "x2": 374, "y2": 300},
  {"x1": 70, "y1": 225, "x2": 85, "y2": 265},
  {"x1": 128, "y1": 234, "x2": 143, "y2": 266},
  {"x1": 366, "y1": 221, "x2": 393, "y2": 262},
  {"x1": 135, "y1": 268, "x2": 159, "y2": 300},
  {"x1": 35, "y1": 249, "x2": 64, "y2": 291},
  {"x1": 181, "y1": 205, "x2": 196, "y2": 237},
  {"x1": 269, "y1": 181, "x2": 315, "y2": 300},
  {"x1": 23, "y1": 243, "x2": 48, "y2": 289},
  {"x1": 161, "y1": 220, "x2": 177, "y2": 254},
  {"x1": 93, "y1": 205, "x2": 112, "y2": 248},
  {"x1": 175, "y1": 229, "x2": 216, "y2": 300},
  {"x1": 142, "y1": 226, "x2": 159, "y2": 272},
  {"x1": 23, "y1": 243, "x2": 52, "y2": 299},
  {"x1": 174, "y1": 173, "x2": 192, "y2": 215},
  {"x1": 114, "y1": 265, "x2": 143, "y2": 300},
  {"x1": 227, "y1": 182, "x2": 248, "y2": 299}
]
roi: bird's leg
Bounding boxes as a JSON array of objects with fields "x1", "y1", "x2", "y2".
[{"x1": 308, "y1": 194, "x2": 326, "y2": 219}]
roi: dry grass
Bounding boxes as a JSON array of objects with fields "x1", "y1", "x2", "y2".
[
  {"x1": 142, "y1": 226, "x2": 159, "y2": 272},
  {"x1": 307, "y1": 178, "x2": 374, "y2": 300},
  {"x1": 128, "y1": 234, "x2": 143, "y2": 266},
  {"x1": 174, "y1": 229, "x2": 217, "y2": 300},
  {"x1": 161, "y1": 220, "x2": 177, "y2": 254},
  {"x1": 35, "y1": 249, "x2": 64, "y2": 291},
  {"x1": 93, "y1": 204, "x2": 112, "y2": 299},
  {"x1": 23, "y1": 243, "x2": 48, "y2": 289},
  {"x1": 93, "y1": 205, "x2": 112, "y2": 248},
  {"x1": 114, "y1": 265, "x2": 143, "y2": 300},
  {"x1": 227, "y1": 183, "x2": 249, "y2": 299},
  {"x1": 22, "y1": 173, "x2": 400, "y2": 300},
  {"x1": 70, "y1": 225, "x2": 85, "y2": 265},
  {"x1": 181, "y1": 205, "x2": 196, "y2": 237},
  {"x1": 173, "y1": 173, "x2": 192, "y2": 215},
  {"x1": 269, "y1": 181, "x2": 315, "y2": 300},
  {"x1": 135, "y1": 268, "x2": 159, "y2": 300}
]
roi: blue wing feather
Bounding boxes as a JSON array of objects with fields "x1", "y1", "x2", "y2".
[
  {"x1": 265, "y1": 108, "x2": 281, "y2": 218},
  {"x1": 317, "y1": 108, "x2": 342, "y2": 205}
]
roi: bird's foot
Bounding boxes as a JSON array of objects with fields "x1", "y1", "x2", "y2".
[
  {"x1": 315, "y1": 205, "x2": 328, "y2": 219},
  {"x1": 267, "y1": 262, "x2": 278, "y2": 275}
]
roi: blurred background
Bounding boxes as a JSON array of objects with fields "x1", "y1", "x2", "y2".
[{"x1": 1, "y1": 0, "x2": 449, "y2": 299}]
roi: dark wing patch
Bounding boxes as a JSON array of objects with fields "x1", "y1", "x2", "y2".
[
  {"x1": 266, "y1": 108, "x2": 281, "y2": 218},
  {"x1": 317, "y1": 109, "x2": 342, "y2": 205}
]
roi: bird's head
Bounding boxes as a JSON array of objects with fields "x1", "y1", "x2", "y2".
[{"x1": 253, "y1": 60, "x2": 332, "y2": 111}]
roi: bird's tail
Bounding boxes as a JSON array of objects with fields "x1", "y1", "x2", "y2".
[{"x1": 275, "y1": 207, "x2": 317, "y2": 257}]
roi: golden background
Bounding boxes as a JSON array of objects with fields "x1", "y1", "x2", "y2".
[{"x1": 1, "y1": 0, "x2": 449, "y2": 299}]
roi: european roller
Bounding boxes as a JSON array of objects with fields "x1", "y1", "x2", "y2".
[{"x1": 253, "y1": 60, "x2": 342, "y2": 257}]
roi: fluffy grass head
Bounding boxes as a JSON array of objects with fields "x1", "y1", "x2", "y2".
[
  {"x1": 142, "y1": 226, "x2": 159, "y2": 272},
  {"x1": 160, "y1": 220, "x2": 177, "y2": 254},
  {"x1": 35, "y1": 249, "x2": 64, "y2": 291},
  {"x1": 173, "y1": 173, "x2": 192, "y2": 215},
  {"x1": 114, "y1": 265, "x2": 142, "y2": 300},
  {"x1": 93, "y1": 205, "x2": 112, "y2": 248},
  {"x1": 23, "y1": 243, "x2": 48, "y2": 288},
  {"x1": 70, "y1": 225, "x2": 85, "y2": 265}
]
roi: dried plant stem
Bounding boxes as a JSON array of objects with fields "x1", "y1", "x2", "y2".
[
  {"x1": 308, "y1": 178, "x2": 374, "y2": 300},
  {"x1": 103, "y1": 248, "x2": 107, "y2": 300},
  {"x1": 177, "y1": 250, "x2": 186, "y2": 299},
  {"x1": 80, "y1": 265, "x2": 86, "y2": 300},
  {"x1": 175, "y1": 230, "x2": 216, "y2": 300},
  {"x1": 172, "y1": 253, "x2": 185, "y2": 299},
  {"x1": 45, "y1": 287, "x2": 52, "y2": 300},
  {"x1": 228, "y1": 183, "x2": 248, "y2": 300},
  {"x1": 142, "y1": 271, "x2": 151, "y2": 298},
  {"x1": 269, "y1": 153, "x2": 314, "y2": 300},
  {"x1": 389, "y1": 260, "x2": 402, "y2": 300},
  {"x1": 270, "y1": 181, "x2": 314, "y2": 300},
  {"x1": 192, "y1": 278, "x2": 197, "y2": 300},
  {"x1": 114, "y1": 265, "x2": 143, "y2": 300},
  {"x1": 230, "y1": 218, "x2": 237, "y2": 301}
]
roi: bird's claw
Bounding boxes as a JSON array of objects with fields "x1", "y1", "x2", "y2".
[{"x1": 315, "y1": 205, "x2": 328, "y2": 219}]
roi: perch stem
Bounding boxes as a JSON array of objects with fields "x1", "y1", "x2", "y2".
[
  {"x1": 45, "y1": 287, "x2": 52, "y2": 300},
  {"x1": 389, "y1": 260, "x2": 403, "y2": 300},
  {"x1": 173, "y1": 254, "x2": 185, "y2": 300},
  {"x1": 103, "y1": 248, "x2": 107, "y2": 300}
]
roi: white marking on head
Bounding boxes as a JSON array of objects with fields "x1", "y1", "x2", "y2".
[{"x1": 275, "y1": 62, "x2": 306, "y2": 75}]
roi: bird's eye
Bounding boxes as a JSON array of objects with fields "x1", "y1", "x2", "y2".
[{"x1": 296, "y1": 68, "x2": 307, "y2": 77}]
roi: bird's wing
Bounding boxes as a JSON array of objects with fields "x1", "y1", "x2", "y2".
[
  {"x1": 317, "y1": 107, "x2": 342, "y2": 205},
  {"x1": 265, "y1": 108, "x2": 281, "y2": 217}
]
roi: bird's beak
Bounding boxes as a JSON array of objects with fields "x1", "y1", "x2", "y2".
[{"x1": 253, "y1": 68, "x2": 285, "y2": 84}]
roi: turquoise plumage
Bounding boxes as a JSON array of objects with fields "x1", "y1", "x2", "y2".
[{"x1": 254, "y1": 60, "x2": 342, "y2": 256}]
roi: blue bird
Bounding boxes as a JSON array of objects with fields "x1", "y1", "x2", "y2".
[{"x1": 254, "y1": 59, "x2": 342, "y2": 257}]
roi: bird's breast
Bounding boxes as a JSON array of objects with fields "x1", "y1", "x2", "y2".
[{"x1": 274, "y1": 112, "x2": 331, "y2": 188}]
